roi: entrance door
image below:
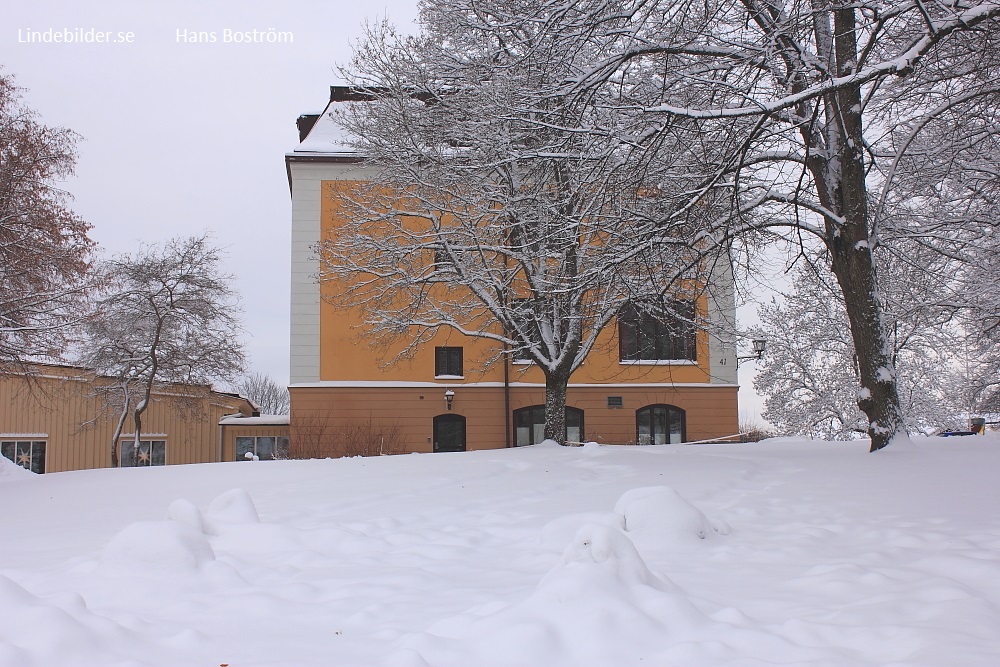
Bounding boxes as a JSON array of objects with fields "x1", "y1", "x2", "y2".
[{"x1": 433, "y1": 414, "x2": 467, "y2": 452}]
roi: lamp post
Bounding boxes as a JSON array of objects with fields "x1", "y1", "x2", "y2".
[
  {"x1": 736, "y1": 338, "x2": 767, "y2": 367},
  {"x1": 444, "y1": 388, "x2": 455, "y2": 411}
]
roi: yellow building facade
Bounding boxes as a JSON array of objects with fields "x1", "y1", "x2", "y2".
[
  {"x1": 286, "y1": 87, "x2": 741, "y2": 455},
  {"x1": 0, "y1": 363, "x2": 287, "y2": 473}
]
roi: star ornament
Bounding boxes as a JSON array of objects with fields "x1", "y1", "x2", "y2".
[
  {"x1": 138, "y1": 449, "x2": 151, "y2": 464},
  {"x1": 17, "y1": 451, "x2": 31, "y2": 466}
]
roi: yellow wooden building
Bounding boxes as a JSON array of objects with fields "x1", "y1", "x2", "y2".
[
  {"x1": 0, "y1": 363, "x2": 288, "y2": 473},
  {"x1": 286, "y1": 87, "x2": 741, "y2": 455}
]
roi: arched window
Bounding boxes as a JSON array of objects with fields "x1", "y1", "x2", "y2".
[
  {"x1": 433, "y1": 414, "x2": 466, "y2": 452},
  {"x1": 636, "y1": 404, "x2": 685, "y2": 444},
  {"x1": 513, "y1": 405, "x2": 584, "y2": 446}
]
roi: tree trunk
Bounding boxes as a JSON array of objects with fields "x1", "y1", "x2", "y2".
[
  {"x1": 824, "y1": 7, "x2": 906, "y2": 451},
  {"x1": 828, "y1": 229, "x2": 906, "y2": 451},
  {"x1": 130, "y1": 325, "x2": 160, "y2": 465},
  {"x1": 543, "y1": 368, "x2": 570, "y2": 444},
  {"x1": 109, "y1": 384, "x2": 130, "y2": 468},
  {"x1": 131, "y1": 385, "x2": 153, "y2": 466}
]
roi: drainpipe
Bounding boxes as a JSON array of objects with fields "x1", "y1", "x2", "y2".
[
  {"x1": 504, "y1": 343, "x2": 511, "y2": 448},
  {"x1": 502, "y1": 247, "x2": 512, "y2": 448}
]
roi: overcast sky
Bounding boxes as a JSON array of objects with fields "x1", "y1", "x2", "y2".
[
  {"x1": 2, "y1": 0, "x2": 419, "y2": 386},
  {"x1": 2, "y1": 0, "x2": 765, "y2": 420}
]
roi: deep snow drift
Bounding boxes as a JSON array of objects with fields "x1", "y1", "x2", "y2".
[{"x1": 2, "y1": 436, "x2": 999, "y2": 666}]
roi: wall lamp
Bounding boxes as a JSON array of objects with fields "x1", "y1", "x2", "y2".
[
  {"x1": 736, "y1": 338, "x2": 767, "y2": 367},
  {"x1": 444, "y1": 388, "x2": 455, "y2": 411}
]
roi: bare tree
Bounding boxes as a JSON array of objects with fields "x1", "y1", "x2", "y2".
[
  {"x1": 0, "y1": 73, "x2": 94, "y2": 367},
  {"x1": 544, "y1": 0, "x2": 1000, "y2": 450},
  {"x1": 754, "y1": 256, "x2": 967, "y2": 439},
  {"x1": 81, "y1": 235, "x2": 246, "y2": 467},
  {"x1": 232, "y1": 372, "x2": 289, "y2": 415},
  {"x1": 321, "y1": 11, "x2": 722, "y2": 443},
  {"x1": 327, "y1": 1, "x2": 1000, "y2": 449}
]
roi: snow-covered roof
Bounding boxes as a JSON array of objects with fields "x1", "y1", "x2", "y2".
[
  {"x1": 287, "y1": 86, "x2": 377, "y2": 158},
  {"x1": 288, "y1": 99, "x2": 358, "y2": 157},
  {"x1": 218, "y1": 414, "x2": 290, "y2": 426}
]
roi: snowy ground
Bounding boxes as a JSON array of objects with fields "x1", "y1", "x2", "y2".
[{"x1": 2, "y1": 436, "x2": 999, "y2": 666}]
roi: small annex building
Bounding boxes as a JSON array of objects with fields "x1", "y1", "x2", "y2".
[
  {"x1": 0, "y1": 363, "x2": 289, "y2": 473},
  {"x1": 285, "y1": 87, "x2": 741, "y2": 455}
]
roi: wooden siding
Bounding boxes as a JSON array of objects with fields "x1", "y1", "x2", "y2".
[{"x1": 0, "y1": 365, "x2": 255, "y2": 473}]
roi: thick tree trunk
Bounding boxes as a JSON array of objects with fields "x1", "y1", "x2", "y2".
[
  {"x1": 543, "y1": 368, "x2": 570, "y2": 444},
  {"x1": 828, "y1": 234, "x2": 906, "y2": 451},
  {"x1": 823, "y1": 8, "x2": 906, "y2": 452}
]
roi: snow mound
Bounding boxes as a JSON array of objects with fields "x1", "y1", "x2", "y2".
[
  {"x1": 203, "y1": 487, "x2": 260, "y2": 535},
  {"x1": 166, "y1": 498, "x2": 205, "y2": 532},
  {"x1": 558, "y1": 523, "x2": 680, "y2": 589},
  {"x1": 615, "y1": 485, "x2": 729, "y2": 543},
  {"x1": 539, "y1": 511, "x2": 620, "y2": 549},
  {"x1": 0, "y1": 574, "x2": 134, "y2": 665},
  {"x1": 0, "y1": 455, "x2": 34, "y2": 480},
  {"x1": 100, "y1": 520, "x2": 216, "y2": 572},
  {"x1": 400, "y1": 524, "x2": 709, "y2": 666}
]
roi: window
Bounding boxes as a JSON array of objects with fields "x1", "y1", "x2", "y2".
[
  {"x1": 119, "y1": 440, "x2": 166, "y2": 467},
  {"x1": 636, "y1": 405, "x2": 685, "y2": 445},
  {"x1": 513, "y1": 405, "x2": 583, "y2": 446},
  {"x1": 509, "y1": 297, "x2": 543, "y2": 363},
  {"x1": 236, "y1": 436, "x2": 289, "y2": 461},
  {"x1": 433, "y1": 248, "x2": 455, "y2": 272},
  {"x1": 618, "y1": 300, "x2": 696, "y2": 362},
  {"x1": 435, "y1": 346, "x2": 463, "y2": 377},
  {"x1": 1, "y1": 440, "x2": 46, "y2": 474},
  {"x1": 432, "y1": 246, "x2": 463, "y2": 274}
]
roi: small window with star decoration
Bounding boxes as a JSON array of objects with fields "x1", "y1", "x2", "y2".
[
  {"x1": 119, "y1": 439, "x2": 166, "y2": 467},
  {"x1": 1, "y1": 440, "x2": 46, "y2": 474}
]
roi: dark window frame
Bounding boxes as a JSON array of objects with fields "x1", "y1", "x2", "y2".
[
  {"x1": 618, "y1": 300, "x2": 697, "y2": 362},
  {"x1": 118, "y1": 439, "x2": 166, "y2": 467},
  {"x1": 1, "y1": 440, "x2": 46, "y2": 474},
  {"x1": 432, "y1": 243, "x2": 466, "y2": 275},
  {"x1": 635, "y1": 404, "x2": 686, "y2": 445},
  {"x1": 513, "y1": 405, "x2": 584, "y2": 446},
  {"x1": 433, "y1": 247, "x2": 456, "y2": 272},
  {"x1": 508, "y1": 297, "x2": 541, "y2": 364},
  {"x1": 235, "y1": 435, "x2": 289, "y2": 461},
  {"x1": 434, "y1": 346, "x2": 464, "y2": 377}
]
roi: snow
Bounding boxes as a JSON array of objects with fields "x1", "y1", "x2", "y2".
[
  {"x1": 291, "y1": 102, "x2": 357, "y2": 156},
  {"x1": 218, "y1": 415, "x2": 290, "y2": 425},
  {"x1": 2, "y1": 436, "x2": 1000, "y2": 665}
]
